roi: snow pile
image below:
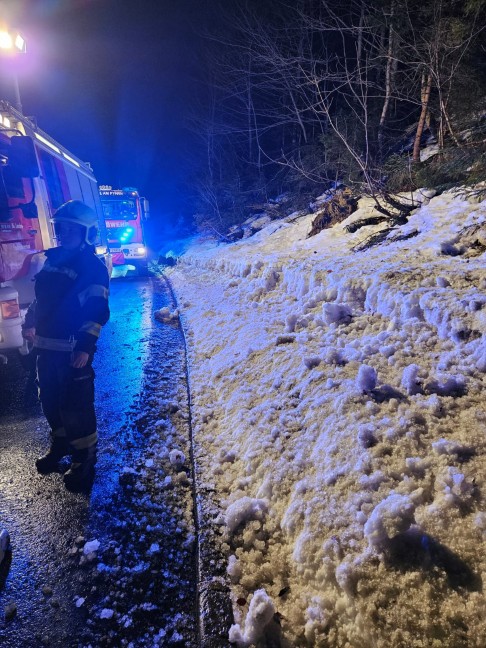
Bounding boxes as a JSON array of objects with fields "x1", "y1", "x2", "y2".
[{"x1": 169, "y1": 191, "x2": 486, "y2": 647}]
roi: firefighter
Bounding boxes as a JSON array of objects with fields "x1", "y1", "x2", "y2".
[{"x1": 22, "y1": 200, "x2": 110, "y2": 491}]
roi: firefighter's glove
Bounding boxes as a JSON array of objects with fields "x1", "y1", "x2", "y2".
[{"x1": 22, "y1": 327, "x2": 36, "y2": 343}]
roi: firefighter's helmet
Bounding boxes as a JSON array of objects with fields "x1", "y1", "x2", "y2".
[{"x1": 53, "y1": 200, "x2": 98, "y2": 245}]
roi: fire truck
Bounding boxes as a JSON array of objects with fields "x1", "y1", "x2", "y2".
[
  {"x1": 99, "y1": 186, "x2": 149, "y2": 275},
  {"x1": 0, "y1": 100, "x2": 111, "y2": 364}
]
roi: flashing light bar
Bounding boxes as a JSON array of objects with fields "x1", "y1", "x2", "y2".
[
  {"x1": 62, "y1": 151, "x2": 80, "y2": 167},
  {"x1": 34, "y1": 132, "x2": 60, "y2": 154}
]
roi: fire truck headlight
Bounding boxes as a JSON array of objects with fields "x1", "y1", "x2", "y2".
[
  {"x1": 95, "y1": 245, "x2": 107, "y2": 255},
  {"x1": 137, "y1": 247, "x2": 146, "y2": 256},
  {"x1": 0, "y1": 299, "x2": 20, "y2": 320}
]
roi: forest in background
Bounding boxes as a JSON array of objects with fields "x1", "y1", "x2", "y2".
[{"x1": 183, "y1": 0, "x2": 486, "y2": 236}]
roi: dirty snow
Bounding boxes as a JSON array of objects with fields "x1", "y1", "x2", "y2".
[{"x1": 168, "y1": 190, "x2": 486, "y2": 647}]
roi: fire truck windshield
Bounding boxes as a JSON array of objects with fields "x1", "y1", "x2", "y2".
[{"x1": 102, "y1": 198, "x2": 138, "y2": 221}]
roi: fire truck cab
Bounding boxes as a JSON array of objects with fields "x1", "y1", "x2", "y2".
[{"x1": 0, "y1": 100, "x2": 111, "y2": 364}]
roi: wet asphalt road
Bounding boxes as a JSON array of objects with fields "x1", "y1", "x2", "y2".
[{"x1": 0, "y1": 275, "x2": 205, "y2": 647}]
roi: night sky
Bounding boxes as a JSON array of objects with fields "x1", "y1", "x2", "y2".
[{"x1": 2, "y1": 0, "x2": 208, "y2": 250}]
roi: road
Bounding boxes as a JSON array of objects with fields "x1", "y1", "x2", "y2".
[{"x1": 0, "y1": 275, "x2": 211, "y2": 647}]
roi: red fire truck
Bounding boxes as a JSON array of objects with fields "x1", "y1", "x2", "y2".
[
  {"x1": 0, "y1": 100, "x2": 111, "y2": 364},
  {"x1": 99, "y1": 186, "x2": 149, "y2": 275}
]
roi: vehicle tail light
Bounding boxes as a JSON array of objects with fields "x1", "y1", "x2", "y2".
[{"x1": 1, "y1": 299, "x2": 20, "y2": 319}]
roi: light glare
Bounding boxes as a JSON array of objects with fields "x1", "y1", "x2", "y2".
[
  {"x1": 14, "y1": 34, "x2": 25, "y2": 52},
  {"x1": 0, "y1": 31, "x2": 13, "y2": 49}
]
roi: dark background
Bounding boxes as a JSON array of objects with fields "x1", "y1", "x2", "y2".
[{"x1": 1, "y1": 0, "x2": 207, "y2": 253}]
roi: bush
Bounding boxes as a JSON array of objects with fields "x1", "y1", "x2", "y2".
[
  {"x1": 383, "y1": 154, "x2": 415, "y2": 193},
  {"x1": 383, "y1": 143, "x2": 486, "y2": 194}
]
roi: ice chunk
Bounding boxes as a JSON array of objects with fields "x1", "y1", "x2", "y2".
[{"x1": 83, "y1": 539, "x2": 100, "y2": 555}]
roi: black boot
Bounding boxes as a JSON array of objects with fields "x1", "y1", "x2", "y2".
[
  {"x1": 63, "y1": 446, "x2": 97, "y2": 492},
  {"x1": 36, "y1": 437, "x2": 70, "y2": 474}
]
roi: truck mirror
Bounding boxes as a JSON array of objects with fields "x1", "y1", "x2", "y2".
[
  {"x1": 9, "y1": 136, "x2": 40, "y2": 178},
  {"x1": 142, "y1": 198, "x2": 150, "y2": 218}
]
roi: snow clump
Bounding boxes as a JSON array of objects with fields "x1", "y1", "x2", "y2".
[
  {"x1": 229, "y1": 589, "x2": 275, "y2": 647},
  {"x1": 83, "y1": 539, "x2": 100, "y2": 555},
  {"x1": 363, "y1": 493, "x2": 416, "y2": 551},
  {"x1": 224, "y1": 497, "x2": 268, "y2": 535},
  {"x1": 356, "y1": 364, "x2": 377, "y2": 392},
  {"x1": 322, "y1": 302, "x2": 352, "y2": 325},
  {"x1": 401, "y1": 363, "x2": 423, "y2": 395},
  {"x1": 169, "y1": 449, "x2": 186, "y2": 467},
  {"x1": 154, "y1": 306, "x2": 180, "y2": 323}
]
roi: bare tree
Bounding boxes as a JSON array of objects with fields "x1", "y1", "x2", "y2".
[{"x1": 186, "y1": 0, "x2": 486, "y2": 230}]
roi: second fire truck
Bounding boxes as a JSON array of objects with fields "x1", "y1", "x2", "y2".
[{"x1": 99, "y1": 186, "x2": 149, "y2": 275}]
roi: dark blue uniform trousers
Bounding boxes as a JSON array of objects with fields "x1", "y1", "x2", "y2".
[{"x1": 36, "y1": 350, "x2": 98, "y2": 462}]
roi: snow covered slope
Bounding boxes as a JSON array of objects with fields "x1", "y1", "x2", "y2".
[{"x1": 169, "y1": 190, "x2": 486, "y2": 647}]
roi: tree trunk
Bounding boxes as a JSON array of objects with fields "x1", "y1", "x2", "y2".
[
  {"x1": 378, "y1": 1, "x2": 396, "y2": 160},
  {"x1": 412, "y1": 71, "x2": 432, "y2": 163}
]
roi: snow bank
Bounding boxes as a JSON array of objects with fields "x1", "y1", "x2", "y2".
[{"x1": 169, "y1": 192, "x2": 486, "y2": 647}]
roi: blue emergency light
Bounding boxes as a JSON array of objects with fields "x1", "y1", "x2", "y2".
[{"x1": 119, "y1": 226, "x2": 134, "y2": 242}]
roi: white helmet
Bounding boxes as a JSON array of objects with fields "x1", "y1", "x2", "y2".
[{"x1": 53, "y1": 200, "x2": 98, "y2": 245}]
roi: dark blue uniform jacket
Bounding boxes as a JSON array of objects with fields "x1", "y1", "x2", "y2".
[{"x1": 24, "y1": 245, "x2": 110, "y2": 355}]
